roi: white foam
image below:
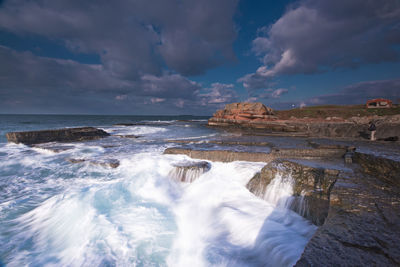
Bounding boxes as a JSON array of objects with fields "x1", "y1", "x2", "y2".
[{"x1": 1, "y1": 138, "x2": 317, "y2": 266}]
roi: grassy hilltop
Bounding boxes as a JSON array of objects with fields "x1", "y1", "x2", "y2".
[{"x1": 276, "y1": 105, "x2": 400, "y2": 120}]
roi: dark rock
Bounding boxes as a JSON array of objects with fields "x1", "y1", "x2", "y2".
[
  {"x1": 247, "y1": 160, "x2": 339, "y2": 225},
  {"x1": 67, "y1": 158, "x2": 86, "y2": 164},
  {"x1": 379, "y1": 136, "x2": 399, "y2": 142},
  {"x1": 169, "y1": 161, "x2": 211, "y2": 182},
  {"x1": 115, "y1": 135, "x2": 141, "y2": 139},
  {"x1": 67, "y1": 158, "x2": 120, "y2": 168},
  {"x1": 296, "y1": 165, "x2": 400, "y2": 266},
  {"x1": 243, "y1": 156, "x2": 400, "y2": 266},
  {"x1": 353, "y1": 152, "x2": 400, "y2": 187},
  {"x1": 6, "y1": 127, "x2": 110, "y2": 145}
]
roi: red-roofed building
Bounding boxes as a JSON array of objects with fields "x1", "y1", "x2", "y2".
[{"x1": 366, "y1": 98, "x2": 393, "y2": 109}]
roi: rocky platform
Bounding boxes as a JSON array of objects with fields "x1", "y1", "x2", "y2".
[
  {"x1": 295, "y1": 153, "x2": 400, "y2": 266},
  {"x1": 208, "y1": 102, "x2": 400, "y2": 140},
  {"x1": 6, "y1": 127, "x2": 110, "y2": 145},
  {"x1": 164, "y1": 143, "x2": 400, "y2": 266},
  {"x1": 164, "y1": 147, "x2": 347, "y2": 162}
]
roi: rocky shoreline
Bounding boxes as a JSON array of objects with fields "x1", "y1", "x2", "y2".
[
  {"x1": 208, "y1": 102, "x2": 400, "y2": 140},
  {"x1": 5, "y1": 115, "x2": 400, "y2": 266},
  {"x1": 165, "y1": 145, "x2": 400, "y2": 266}
]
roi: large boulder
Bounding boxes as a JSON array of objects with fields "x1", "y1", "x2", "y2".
[
  {"x1": 6, "y1": 127, "x2": 110, "y2": 145},
  {"x1": 247, "y1": 160, "x2": 339, "y2": 226}
]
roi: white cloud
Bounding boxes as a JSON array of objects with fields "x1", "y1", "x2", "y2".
[{"x1": 240, "y1": 0, "x2": 400, "y2": 89}]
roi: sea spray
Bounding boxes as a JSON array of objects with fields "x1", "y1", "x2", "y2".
[
  {"x1": 168, "y1": 161, "x2": 211, "y2": 183},
  {"x1": 262, "y1": 168, "x2": 309, "y2": 218},
  {"x1": 167, "y1": 161, "x2": 316, "y2": 267},
  {"x1": 0, "y1": 117, "x2": 317, "y2": 266}
]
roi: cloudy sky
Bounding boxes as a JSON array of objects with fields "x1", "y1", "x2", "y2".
[{"x1": 0, "y1": 0, "x2": 399, "y2": 115}]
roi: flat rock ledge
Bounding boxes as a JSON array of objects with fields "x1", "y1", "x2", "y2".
[
  {"x1": 246, "y1": 155, "x2": 400, "y2": 266},
  {"x1": 169, "y1": 161, "x2": 211, "y2": 182},
  {"x1": 163, "y1": 147, "x2": 347, "y2": 162},
  {"x1": 6, "y1": 127, "x2": 110, "y2": 145},
  {"x1": 164, "y1": 146, "x2": 400, "y2": 266},
  {"x1": 247, "y1": 159, "x2": 339, "y2": 226}
]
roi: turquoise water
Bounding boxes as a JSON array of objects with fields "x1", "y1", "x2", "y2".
[{"x1": 0, "y1": 115, "x2": 316, "y2": 267}]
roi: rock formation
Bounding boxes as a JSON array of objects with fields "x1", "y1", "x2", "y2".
[
  {"x1": 243, "y1": 155, "x2": 400, "y2": 266},
  {"x1": 208, "y1": 102, "x2": 400, "y2": 139},
  {"x1": 6, "y1": 127, "x2": 110, "y2": 145},
  {"x1": 247, "y1": 160, "x2": 339, "y2": 226},
  {"x1": 208, "y1": 102, "x2": 278, "y2": 128},
  {"x1": 168, "y1": 161, "x2": 211, "y2": 182}
]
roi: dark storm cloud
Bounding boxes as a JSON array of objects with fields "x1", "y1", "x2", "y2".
[
  {"x1": 0, "y1": 0, "x2": 238, "y2": 77},
  {"x1": 241, "y1": 0, "x2": 400, "y2": 89},
  {"x1": 0, "y1": 0, "x2": 239, "y2": 113},
  {"x1": 302, "y1": 78, "x2": 400, "y2": 106},
  {"x1": 0, "y1": 46, "x2": 206, "y2": 113}
]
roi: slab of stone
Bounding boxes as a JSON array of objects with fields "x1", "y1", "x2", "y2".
[
  {"x1": 169, "y1": 161, "x2": 211, "y2": 182},
  {"x1": 6, "y1": 127, "x2": 110, "y2": 145}
]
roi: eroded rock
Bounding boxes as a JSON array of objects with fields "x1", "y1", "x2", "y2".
[
  {"x1": 247, "y1": 160, "x2": 339, "y2": 225},
  {"x1": 168, "y1": 161, "x2": 211, "y2": 182},
  {"x1": 67, "y1": 158, "x2": 120, "y2": 168},
  {"x1": 6, "y1": 127, "x2": 110, "y2": 145}
]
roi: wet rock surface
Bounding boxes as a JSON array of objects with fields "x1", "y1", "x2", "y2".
[
  {"x1": 6, "y1": 127, "x2": 110, "y2": 144},
  {"x1": 67, "y1": 158, "x2": 120, "y2": 168},
  {"x1": 247, "y1": 160, "x2": 339, "y2": 226},
  {"x1": 296, "y1": 166, "x2": 400, "y2": 266},
  {"x1": 244, "y1": 155, "x2": 400, "y2": 266},
  {"x1": 168, "y1": 161, "x2": 211, "y2": 182},
  {"x1": 165, "y1": 138, "x2": 400, "y2": 266},
  {"x1": 164, "y1": 147, "x2": 347, "y2": 163}
]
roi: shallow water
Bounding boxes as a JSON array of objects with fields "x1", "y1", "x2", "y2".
[{"x1": 0, "y1": 115, "x2": 316, "y2": 266}]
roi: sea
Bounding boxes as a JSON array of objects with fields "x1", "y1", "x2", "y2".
[{"x1": 0, "y1": 114, "x2": 317, "y2": 267}]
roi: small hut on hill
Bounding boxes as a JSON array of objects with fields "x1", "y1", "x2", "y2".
[{"x1": 366, "y1": 98, "x2": 393, "y2": 109}]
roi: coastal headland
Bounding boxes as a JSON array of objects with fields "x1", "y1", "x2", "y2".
[{"x1": 208, "y1": 102, "x2": 400, "y2": 140}]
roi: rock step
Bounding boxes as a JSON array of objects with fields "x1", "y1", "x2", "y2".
[
  {"x1": 164, "y1": 147, "x2": 347, "y2": 162},
  {"x1": 6, "y1": 127, "x2": 110, "y2": 145},
  {"x1": 246, "y1": 159, "x2": 339, "y2": 226},
  {"x1": 168, "y1": 161, "x2": 211, "y2": 182}
]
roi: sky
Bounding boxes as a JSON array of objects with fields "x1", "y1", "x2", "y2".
[{"x1": 0, "y1": 0, "x2": 399, "y2": 115}]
